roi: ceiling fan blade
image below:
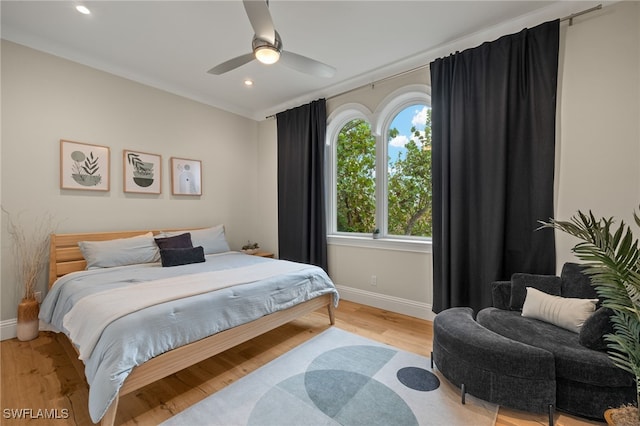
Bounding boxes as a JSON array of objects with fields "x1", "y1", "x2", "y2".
[
  {"x1": 280, "y1": 51, "x2": 336, "y2": 78},
  {"x1": 243, "y1": 0, "x2": 275, "y2": 45},
  {"x1": 208, "y1": 53, "x2": 256, "y2": 75}
]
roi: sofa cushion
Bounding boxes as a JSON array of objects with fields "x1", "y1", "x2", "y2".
[
  {"x1": 477, "y1": 307, "x2": 634, "y2": 388},
  {"x1": 561, "y1": 263, "x2": 598, "y2": 300},
  {"x1": 491, "y1": 281, "x2": 512, "y2": 310},
  {"x1": 433, "y1": 307, "x2": 556, "y2": 414},
  {"x1": 579, "y1": 307, "x2": 615, "y2": 351},
  {"x1": 509, "y1": 273, "x2": 561, "y2": 310},
  {"x1": 521, "y1": 287, "x2": 598, "y2": 333}
]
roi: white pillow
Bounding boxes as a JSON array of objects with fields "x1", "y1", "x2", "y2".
[
  {"x1": 78, "y1": 232, "x2": 160, "y2": 269},
  {"x1": 521, "y1": 287, "x2": 598, "y2": 333},
  {"x1": 161, "y1": 225, "x2": 230, "y2": 255}
]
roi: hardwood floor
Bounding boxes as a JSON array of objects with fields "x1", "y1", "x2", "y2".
[{"x1": 1, "y1": 300, "x2": 603, "y2": 426}]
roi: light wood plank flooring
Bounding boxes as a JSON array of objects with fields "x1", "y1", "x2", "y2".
[{"x1": 1, "y1": 300, "x2": 603, "y2": 425}]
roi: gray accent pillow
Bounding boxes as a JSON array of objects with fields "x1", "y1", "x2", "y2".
[
  {"x1": 509, "y1": 273, "x2": 561, "y2": 310},
  {"x1": 561, "y1": 262, "x2": 598, "y2": 300},
  {"x1": 154, "y1": 232, "x2": 193, "y2": 250},
  {"x1": 579, "y1": 307, "x2": 614, "y2": 351},
  {"x1": 160, "y1": 246, "x2": 205, "y2": 267}
]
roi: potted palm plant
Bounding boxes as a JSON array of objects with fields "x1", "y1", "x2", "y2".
[
  {"x1": 3, "y1": 208, "x2": 55, "y2": 341},
  {"x1": 542, "y1": 210, "x2": 639, "y2": 424}
]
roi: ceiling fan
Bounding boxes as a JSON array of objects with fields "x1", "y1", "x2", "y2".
[{"x1": 208, "y1": 0, "x2": 336, "y2": 78}]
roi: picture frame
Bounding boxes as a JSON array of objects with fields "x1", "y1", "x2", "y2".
[
  {"x1": 170, "y1": 157, "x2": 202, "y2": 196},
  {"x1": 123, "y1": 150, "x2": 162, "y2": 194},
  {"x1": 60, "y1": 140, "x2": 110, "y2": 191}
]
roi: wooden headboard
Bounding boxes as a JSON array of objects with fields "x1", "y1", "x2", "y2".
[{"x1": 48, "y1": 228, "x2": 192, "y2": 288}]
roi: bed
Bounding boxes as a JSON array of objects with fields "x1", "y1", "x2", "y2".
[{"x1": 41, "y1": 227, "x2": 338, "y2": 426}]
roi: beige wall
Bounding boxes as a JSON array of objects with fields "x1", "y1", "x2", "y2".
[
  {"x1": 1, "y1": 41, "x2": 260, "y2": 323},
  {"x1": 555, "y1": 0, "x2": 640, "y2": 266},
  {"x1": 256, "y1": 118, "x2": 279, "y2": 255},
  {"x1": 256, "y1": 1, "x2": 640, "y2": 319}
]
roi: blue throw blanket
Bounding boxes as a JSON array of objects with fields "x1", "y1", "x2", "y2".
[{"x1": 39, "y1": 252, "x2": 339, "y2": 423}]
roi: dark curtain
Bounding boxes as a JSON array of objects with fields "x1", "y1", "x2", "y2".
[
  {"x1": 276, "y1": 99, "x2": 328, "y2": 271},
  {"x1": 431, "y1": 20, "x2": 559, "y2": 313}
]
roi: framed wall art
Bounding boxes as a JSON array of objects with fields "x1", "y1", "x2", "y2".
[
  {"x1": 170, "y1": 157, "x2": 202, "y2": 196},
  {"x1": 60, "y1": 140, "x2": 110, "y2": 191},
  {"x1": 123, "y1": 150, "x2": 162, "y2": 194}
]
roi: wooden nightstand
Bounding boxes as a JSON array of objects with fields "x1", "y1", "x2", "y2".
[{"x1": 252, "y1": 251, "x2": 274, "y2": 258}]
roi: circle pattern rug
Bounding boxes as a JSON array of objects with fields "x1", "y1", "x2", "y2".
[{"x1": 161, "y1": 328, "x2": 498, "y2": 426}]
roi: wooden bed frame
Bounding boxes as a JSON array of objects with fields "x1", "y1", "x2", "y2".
[{"x1": 48, "y1": 230, "x2": 335, "y2": 426}]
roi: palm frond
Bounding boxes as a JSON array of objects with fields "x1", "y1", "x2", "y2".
[{"x1": 541, "y1": 208, "x2": 640, "y2": 412}]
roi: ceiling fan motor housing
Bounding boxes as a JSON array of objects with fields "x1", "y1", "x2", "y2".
[{"x1": 252, "y1": 30, "x2": 283, "y2": 54}]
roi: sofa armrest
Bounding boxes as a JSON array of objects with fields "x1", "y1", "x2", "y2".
[{"x1": 491, "y1": 281, "x2": 512, "y2": 310}]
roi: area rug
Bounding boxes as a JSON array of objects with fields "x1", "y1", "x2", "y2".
[{"x1": 161, "y1": 327, "x2": 498, "y2": 426}]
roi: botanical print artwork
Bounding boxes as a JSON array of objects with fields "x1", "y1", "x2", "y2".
[
  {"x1": 128, "y1": 153, "x2": 153, "y2": 187},
  {"x1": 71, "y1": 150, "x2": 102, "y2": 187},
  {"x1": 60, "y1": 140, "x2": 110, "y2": 191},
  {"x1": 124, "y1": 150, "x2": 161, "y2": 194},
  {"x1": 171, "y1": 157, "x2": 202, "y2": 196}
]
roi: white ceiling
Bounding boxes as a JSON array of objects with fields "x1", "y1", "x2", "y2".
[{"x1": 1, "y1": 1, "x2": 602, "y2": 121}]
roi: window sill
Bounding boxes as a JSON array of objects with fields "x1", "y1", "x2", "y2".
[{"x1": 327, "y1": 234, "x2": 432, "y2": 253}]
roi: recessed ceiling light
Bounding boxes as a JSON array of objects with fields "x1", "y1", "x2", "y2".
[
  {"x1": 76, "y1": 5, "x2": 91, "y2": 15},
  {"x1": 244, "y1": 79, "x2": 254, "y2": 87}
]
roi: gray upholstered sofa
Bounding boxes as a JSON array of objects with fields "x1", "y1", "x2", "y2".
[{"x1": 432, "y1": 263, "x2": 636, "y2": 421}]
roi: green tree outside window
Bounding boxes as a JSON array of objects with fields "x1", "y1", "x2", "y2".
[
  {"x1": 336, "y1": 119, "x2": 376, "y2": 233},
  {"x1": 335, "y1": 105, "x2": 432, "y2": 238},
  {"x1": 387, "y1": 106, "x2": 432, "y2": 236}
]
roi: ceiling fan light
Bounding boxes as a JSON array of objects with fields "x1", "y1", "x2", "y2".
[{"x1": 255, "y1": 46, "x2": 280, "y2": 65}]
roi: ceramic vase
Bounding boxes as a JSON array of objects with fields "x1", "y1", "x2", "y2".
[{"x1": 17, "y1": 298, "x2": 39, "y2": 341}]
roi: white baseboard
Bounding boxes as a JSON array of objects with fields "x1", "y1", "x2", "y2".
[
  {"x1": 1, "y1": 318, "x2": 17, "y2": 341},
  {"x1": 335, "y1": 285, "x2": 435, "y2": 321}
]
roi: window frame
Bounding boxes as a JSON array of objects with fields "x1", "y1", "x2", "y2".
[{"x1": 326, "y1": 85, "x2": 432, "y2": 252}]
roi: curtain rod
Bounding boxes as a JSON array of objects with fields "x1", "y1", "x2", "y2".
[
  {"x1": 265, "y1": 62, "x2": 429, "y2": 119},
  {"x1": 560, "y1": 4, "x2": 602, "y2": 26},
  {"x1": 266, "y1": 3, "x2": 603, "y2": 120}
]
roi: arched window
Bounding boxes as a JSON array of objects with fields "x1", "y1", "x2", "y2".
[
  {"x1": 385, "y1": 104, "x2": 432, "y2": 237},
  {"x1": 327, "y1": 86, "x2": 431, "y2": 244}
]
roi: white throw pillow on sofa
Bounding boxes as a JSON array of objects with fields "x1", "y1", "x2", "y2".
[{"x1": 522, "y1": 287, "x2": 598, "y2": 333}]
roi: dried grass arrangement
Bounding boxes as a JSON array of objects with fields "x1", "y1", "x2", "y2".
[{"x1": 2, "y1": 207, "x2": 56, "y2": 300}]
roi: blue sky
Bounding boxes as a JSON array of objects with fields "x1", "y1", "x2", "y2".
[{"x1": 388, "y1": 105, "x2": 429, "y2": 165}]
